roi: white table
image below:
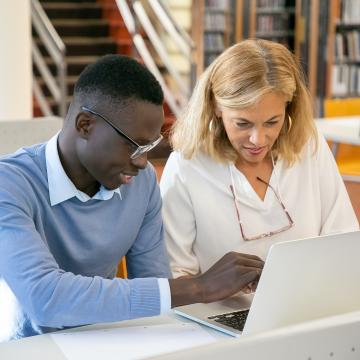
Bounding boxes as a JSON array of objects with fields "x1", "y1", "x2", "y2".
[
  {"x1": 315, "y1": 117, "x2": 360, "y2": 155},
  {"x1": 3, "y1": 311, "x2": 360, "y2": 360},
  {"x1": 0, "y1": 314, "x2": 227, "y2": 360}
]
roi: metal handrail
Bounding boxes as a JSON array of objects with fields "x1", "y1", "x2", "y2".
[
  {"x1": 133, "y1": 1, "x2": 189, "y2": 99},
  {"x1": 116, "y1": 0, "x2": 195, "y2": 118},
  {"x1": 33, "y1": 77, "x2": 53, "y2": 117},
  {"x1": 132, "y1": 34, "x2": 182, "y2": 117},
  {"x1": 149, "y1": 0, "x2": 196, "y2": 90},
  {"x1": 149, "y1": 0, "x2": 195, "y2": 58},
  {"x1": 31, "y1": 0, "x2": 67, "y2": 118}
]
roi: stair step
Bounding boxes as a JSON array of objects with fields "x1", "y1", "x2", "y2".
[
  {"x1": 55, "y1": 55, "x2": 100, "y2": 64},
  {"x1": 42, "y1": 2, "x2": 102, "y2": 9},
  {"x1": 42, "y1": 2, "x2": 103, "y2": 19},
  {"x1": 36, "y1": 75, "x2": 79, "y2": 97},
  {"x1": 51, "y1": 19, "x2": 109, "y2": 37},
  {"x1": 36, "y1": 37, "x2": 117, "y2": 56},
  {"x1": 64, "y1": 37, "x2": 117, "y2": 56},
  {"x1": 61, "y1": 36, "x2": 116, "y2": 43},
  {"x1": 40, "y1": 0, "x2": 97, "y2": 2},
  {"x1": 52, "y1": 19, "x2": 108, "y2": 25},
  {"x1": 34, "y1": 55, "x2": 101, "y2": 76},
  {"x1": 45, "y1": 95, "x2": 73, "y2": 114},
  {"x1": 34, "y1": 0, "x2": 165, "y2": 122}
]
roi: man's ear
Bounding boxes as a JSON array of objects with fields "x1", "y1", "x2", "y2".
[{"x1": 75, "y1": 112, "x2": 95, "y2": 139}]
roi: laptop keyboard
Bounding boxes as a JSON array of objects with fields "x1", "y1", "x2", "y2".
[{"x1": 208, "y1": 309, "x2": 250, "y2": 331}]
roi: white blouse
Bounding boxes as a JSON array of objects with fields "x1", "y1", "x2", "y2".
[{"x1": 160, "y1": 134, "x2": 359, "y2": 278}]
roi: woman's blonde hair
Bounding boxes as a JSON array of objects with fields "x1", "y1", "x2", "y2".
[{"x1": 171, "y1": 39, "x2": 317, "y2": 166}]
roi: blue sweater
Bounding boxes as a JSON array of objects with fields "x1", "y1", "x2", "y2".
[{"x1": 0, "y1": 143, "x2": 171, "y2": 341}]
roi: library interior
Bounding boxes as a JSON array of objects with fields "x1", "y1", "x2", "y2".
[{"x1": 1, "y1": 0, "x2": 360, "y2": 359}]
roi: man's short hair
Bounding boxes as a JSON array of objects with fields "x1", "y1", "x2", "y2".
[{"x1": 74, "y1": 54, "x2": 164, "y2": 105}]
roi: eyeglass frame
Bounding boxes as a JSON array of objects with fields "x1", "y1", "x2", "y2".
[
  {"x1": 230, "y1": 176, "x2": 294, "y2": 241},
  {"x1": 81, "y1": 106, "x2": 163, "y2": 159}
]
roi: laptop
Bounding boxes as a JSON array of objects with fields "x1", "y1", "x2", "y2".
[{"x1": 174, "y1": 230, "x2": 360, "y2": 337}]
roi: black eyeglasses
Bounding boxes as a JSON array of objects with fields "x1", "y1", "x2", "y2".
[
  {"x1": 230, "y1": 176, "x2": 294, "y2": 241},
  {"x1": 81, "y1": 106, "x2": 163, "y2": 159}
]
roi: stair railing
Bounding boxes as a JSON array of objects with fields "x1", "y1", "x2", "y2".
[
  {"x1": 31, "y1": 0, "x2": 67, "y2": 118},
  {"x1": 148, "y1": 0, "x2": 196, "y2": 88},
  {"x1": 116, "y1": 0, "x2": 195, "y2": 119}
]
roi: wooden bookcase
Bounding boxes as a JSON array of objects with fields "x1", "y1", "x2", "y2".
[
  {"x1": 235, "y1": 0, "x2": 322, "y2": 109},
  {"x1": 248, "y1": 0, "x2": 296, "y2": 50},
  {"x1": 322, "y1": 0, "x2": 360, "y2": 178},
  {"x1": 191, "y1": 0, "x2": 360, "y2": 117},
  {"x1": 192, "y1": 0, "x2": 234, "y2": 76},
  {"x1": 192, "y1": 0, "x2": 322, "y2": 108},
  {"x1": 325, "y1": 0, "x2": 360, "y2": 101}
]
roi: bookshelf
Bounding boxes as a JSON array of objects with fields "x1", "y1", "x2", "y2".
[
  {"x1": 191, "y1": 0, "x2": 359, "y2": 116},
  {"x1": 236, "y1": 0, "x2": 322, "y2": 112},
  {"x1": 236, "y1": 1, "x2": 297, "y2": 52},
  {"x1": 192, "y1": 0, "x2": 234, "y2": 75},
  {"x1": 323, "y1": 0, "x2": 360, "y2": 179},
  {"x1": 193, "y1": 0, "x2": 307, "y2": 76},
  {"x1": 204, "y1": 0, "x2": 233, "y2": 67},
  {"x1": 326, "y1": 0, "x2": 360, "y2": 100}
]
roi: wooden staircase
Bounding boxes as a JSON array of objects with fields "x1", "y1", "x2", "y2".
[
  {"x1": 33, "y1": 0, "x2": 171, "y2": 158},
  {"x1": 34, "y1": 0, "x2": 120, "y2": 114}
]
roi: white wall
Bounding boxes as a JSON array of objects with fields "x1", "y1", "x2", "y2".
[{"x1": 0, "y1": 0, "x2": 32, "y2": 120}]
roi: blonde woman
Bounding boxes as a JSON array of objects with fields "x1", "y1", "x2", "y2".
[{"x1": 160, "y1": 39, "x2": 359, "y2": 278}]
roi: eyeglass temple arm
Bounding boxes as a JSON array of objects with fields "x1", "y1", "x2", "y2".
[
  {"x1": 256, "y1": 177, "x2": 294, "y2": 224},
  {"x1": 230, "y1": 185, "x2": 246, "y2": 239}
]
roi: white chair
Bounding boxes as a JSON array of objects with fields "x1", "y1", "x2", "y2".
[{"x1": 0, "y1": 116, "x2": 62, "y2": 155}]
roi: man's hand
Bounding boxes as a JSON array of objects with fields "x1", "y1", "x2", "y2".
[{"x1": 169, "y1": 252, "x2": 264, "y2": 307}]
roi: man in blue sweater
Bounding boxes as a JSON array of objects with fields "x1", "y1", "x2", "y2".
[{"x1": 0, "y1": 55, "x2": 263, "y2": 341}]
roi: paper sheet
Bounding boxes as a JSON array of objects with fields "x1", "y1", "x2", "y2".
[{"x1": 51, "y1": 322, "x2": 218, "y2": 360}]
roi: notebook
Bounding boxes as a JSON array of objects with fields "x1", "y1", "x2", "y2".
[{"x1": 174, "y1": 230, "x2": 360, "y2": 337}]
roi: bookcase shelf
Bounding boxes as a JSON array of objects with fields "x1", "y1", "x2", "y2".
[
  {"x1": 236, "y1": 0, "x2": 321, "y2": 111},
  {"x1": 241, "y1": 0, "x2": 296, "y2": 50},
  {"x1": 336, "y1": 23, "x2": 360, "y2": 30},
  {"x1": 204, "y1": 29, "x2": 231, "y2": 33},
  {"x1": 256, "y1": 7, "x2": 295, "y2": 15},
  {"x1": 334, "y1": 60, "x2": 360, "y2": 65},
  {"x1": 255, "y1": 30, "x2": 294, "y2": 37},
  {"x1": 192, "y1": 0, "x2": 234, "y2": 73}
]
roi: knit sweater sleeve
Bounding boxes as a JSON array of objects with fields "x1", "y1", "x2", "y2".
[{"x1": 0, "y1": 162, "x2": 164, "y2": 330}]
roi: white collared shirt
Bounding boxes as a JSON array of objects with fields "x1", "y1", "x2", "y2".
[{"x1": 45, "y1": 133, "x2": 171, "y2": 313}]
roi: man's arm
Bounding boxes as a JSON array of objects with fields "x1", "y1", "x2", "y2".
[{"x1": 0, "y1": 179, "x2": 162, "y2": 328}]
